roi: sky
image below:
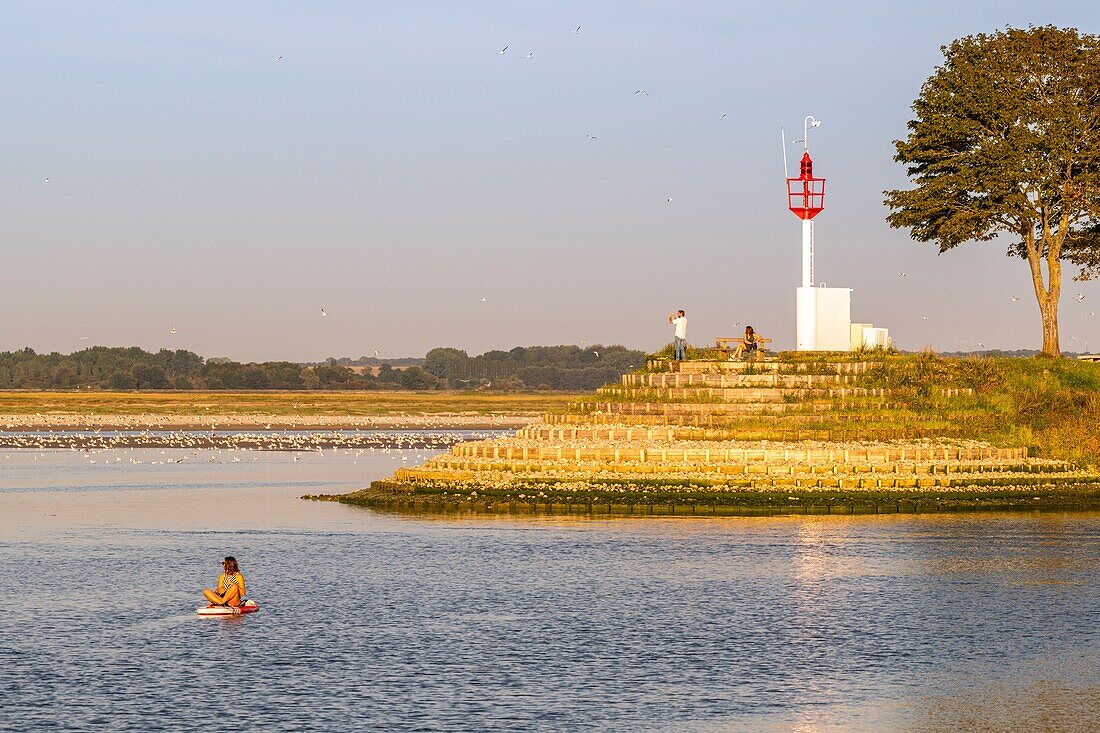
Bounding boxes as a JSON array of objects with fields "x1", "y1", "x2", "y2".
[{"x1": 2, "y1": 1, "x2": 1099, "y2": 361}]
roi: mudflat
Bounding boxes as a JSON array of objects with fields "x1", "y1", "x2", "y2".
[{"x1": 0, "y1": 390, "x2": 579, "y2": 431}]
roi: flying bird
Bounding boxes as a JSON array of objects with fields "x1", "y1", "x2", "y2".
[
  {"x1": 573, "y1": 25, "x2": 581, "y2": 35},
  {"x1": 320, "y1": 308, "x2": 327, "y2": 317},
  {"x1": 719, "y1": 113, "x2": 727, "y2": 120},
  {"x1": 634, "y1": 89, "x2": 649, "y2": 96},
  {"x1": 1077, "y1": 293, "x2": 1086, "y2": 302},
  {"x1": 79, "y1": 336, "x2": 88, "y2": 341},
  {"x1": 44, "y1": 177, "x2": 50, "y2": 183},
  {"x1": 498, "y1": 46, "x2": 508, "y2": 55},
  {"x1": 523, "y1": 52, "x2": 533, "y2": 60},
  {"x1": 170, "y1": 327, "x2": 176, "y2": 334},
  {"x1": 666, "y1": 197, "x2": 675, "y2": 203},
  {"x1": 978, "y1": 342, "x2": 985, "y2": 348},
  {"x1": 1011, "y1": 295, "x2": 1019, "y2": 302},
  {"x1": 373, "y1": 350, "x2": 380, "y2": 357},
  {"x1": 921, "y1": 316, "x2": 928, "y2": 320},
  {"x1": 593, "y1": 350, "x2": 599, "y2": 357},
  {"x1": 899, "y1": 272, "x2": 907, "y2": 278},
  {"x1": 586, "y1": 134, "x2": 597, "y2": 141},
  {"x1": 276, "y1": 56, "x2": 283, "y2": 63},
  {"x1": 480, "y1": 297, "x2": 487, "y2": 302}
]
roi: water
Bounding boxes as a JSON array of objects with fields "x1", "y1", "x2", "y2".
[{"x1": 2, "y1": 440, "x2": 1099, "y2": 732}]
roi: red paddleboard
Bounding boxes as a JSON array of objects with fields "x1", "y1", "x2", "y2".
[{"x1": 197, "y1": 599, "x2": 260, "y2": 617}]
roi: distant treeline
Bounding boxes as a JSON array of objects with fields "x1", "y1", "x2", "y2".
[
  {"x1": 422, "y1": 346, "x2": 643, "y2": 390},
  {"x1": 0, "y1": 345, "x2": 645, "y2": 391}
]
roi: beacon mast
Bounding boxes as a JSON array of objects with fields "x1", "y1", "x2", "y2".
[{"x1": 785, "y1": 116, "x2": 852, "y2": 351}]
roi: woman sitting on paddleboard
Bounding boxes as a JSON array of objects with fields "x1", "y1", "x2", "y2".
[{"x1": 203, "y1": 556, "x2": 246, "y2": 607}]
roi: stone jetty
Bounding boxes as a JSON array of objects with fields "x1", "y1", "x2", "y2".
[{"x1": 325, "y1": 355, "x2": 1100, "y2": 514}]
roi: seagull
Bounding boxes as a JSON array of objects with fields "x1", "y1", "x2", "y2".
[
  {"x1": 586, "y1": 134, "x2": 597, "y2": 141},
  {"x1": 44, "y1": 177, "x2": 50, "y2": 183},
  {"x1": 593, "y1": 350, "x2": 599, "y2": 357},
  {"x1": 899, "y1": 272, "x2": 907, "y2": 277},
  {"x1": 719, "y1": 113, "x2": 727, "y2": 120},
  {"x1": 480, "y1": 297, "x2": 487, "y2": 302},
  {"x1": 732, "y1": 322, "x2": 740, "y2": 328},
  {"x1": 1011, "y1": 295, "x2": 1019, "y2": 302},
  {"x1": 1077, "y1": 293, "x2": 1086, "y2": 302},
  {"x1": 320, "y1": 307, "x2": 327, "y2": 317},
  {"x1": 921, "y1": 316, "x2": 928, "y2": 320},
  {"x1": 79, "y1": 336, "x2": 88, "y2": 341},
  {"x1": 276, "y1": 56, "x2": 283, "y2": 63},
  {"x1": 666, "y1": 196, "x2": 675, "y2": 203},
  {"x1": 373, "y1": 350, "x2": 380, "y2": 357},
  {"x1": 498, "y1": 46, "x2": 508, "y2": 55},
  {"x1": 523, "y1": 52, "x2": 533, "y2": 60},
  {"x1": 634, "y1": 89, "x2": 649, "y2": 96},
  {"x1": 978, "y1": 342, "x2": 985, "y2": 348},
  {"x1": 170, "y1": 327, "x2": 176, "y2": 334},
  {"x1": 573, "y1": 25, "x2": 581, "y2": 35}
]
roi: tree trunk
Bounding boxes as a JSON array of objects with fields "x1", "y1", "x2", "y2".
[
  {"x1": 1038, "y1": 291, "x2": 1060, "y2": 356},
  {"x1": 1024, "y1": 217, "x2": 1063, "y2": 358}
]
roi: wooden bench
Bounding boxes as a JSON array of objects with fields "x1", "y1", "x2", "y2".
[{"x1": 715, "y1": 336, "x2": 772, "y2": 360}]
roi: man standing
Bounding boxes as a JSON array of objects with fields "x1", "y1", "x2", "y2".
[{"x1": 668, "y1": 309, "x2": 688, "y2": 361}]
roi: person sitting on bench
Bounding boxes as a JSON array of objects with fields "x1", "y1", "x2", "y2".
[{"x1": 733, "y1": 326, "x2": 763, "y2": 359}]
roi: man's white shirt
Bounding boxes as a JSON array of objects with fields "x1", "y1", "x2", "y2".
[{"x1": 672, "y1": 316, "x2": 687, "y2": 339}]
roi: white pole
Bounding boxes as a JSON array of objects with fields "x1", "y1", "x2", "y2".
[
  {"x1": 780, "y1": 127, "x2": 789, "y2": 179},
  {"x1": 802, "y1": 219, "x2": 813, "y2": 288}
]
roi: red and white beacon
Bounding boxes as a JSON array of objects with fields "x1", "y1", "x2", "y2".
[{"x1": 785, "y1": 116, "x2": 852, "y2": 351}]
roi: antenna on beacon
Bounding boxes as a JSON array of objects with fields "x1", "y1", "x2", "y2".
[{"x1": 780, "y1": 127, "x2": 789, "y2": 179}]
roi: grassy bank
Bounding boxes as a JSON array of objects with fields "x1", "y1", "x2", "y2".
[{"x1": 0, "y1": 390, "x2": 582, "y2": 417}]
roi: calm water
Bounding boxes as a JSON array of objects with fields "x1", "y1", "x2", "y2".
[{"x1": 2, "y1": 439, "x2": 1099, "y2": 732}]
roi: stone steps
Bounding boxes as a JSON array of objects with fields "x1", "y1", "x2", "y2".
[
  {"x1": 596, "y1": 386, "x2": 974, "y2": 402},
  {"x1": 647, "y1": 359, "x2": 874, "y2": 375},
  {"x1": 394, "y1": 466, "x2": 1094, "y2": 490},
  {"x1": 589, "y1": 401, "x2": 849, "y2": 415},
  {"x1": 623, "y1": 372, "x2": 861, "y2": 388},
  {"x1": 418, "y1": 459, "x2": 1063, "y2": 479},
  {"x1": 449, "y1": 442, "x2": 1029, "y2": 463},
  {"x1": 368, "y1": 358, "x2": 1100, "y2": 499},
  {"x1": 519, "y1": 421, "x2": 979, "y2": 442}
]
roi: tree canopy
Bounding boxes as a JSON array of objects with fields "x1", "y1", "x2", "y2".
[{"x1": 884, "y1": 25, "x2": 1100, "y2": 355}]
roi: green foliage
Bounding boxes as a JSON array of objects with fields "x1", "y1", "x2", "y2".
[
  {"x1": 424, "y1": 344, "x2": 645, "y2": 390},
  {"x1": 0, "y1": 344, "x2": 645, "y2": 392},
  {"x1": 886, "y1": 26, "x2": 1100, "y2": 255},
  {"x1": 885, "y1": 25, "x2": 1100, "y2": 354}
]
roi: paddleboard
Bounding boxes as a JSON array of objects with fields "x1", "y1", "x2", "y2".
[{"x1": 197, "y1": 599, "x2": 259, "y2": 617}]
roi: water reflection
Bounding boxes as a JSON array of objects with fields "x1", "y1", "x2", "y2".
[{"x1": 1, "y1": 445, "x2": 1099, "y2": 731}]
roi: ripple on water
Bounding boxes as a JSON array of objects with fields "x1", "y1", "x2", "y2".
[{"x1": 1, "y1": 449, "x2": 1099, "y2": 731}]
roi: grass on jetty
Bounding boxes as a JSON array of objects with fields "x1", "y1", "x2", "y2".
[
  {"x1": 0, "y1": 390, "x2": 582, "y2": 417},
  {"x1": 647, "y1": 351, "x2": 1100, "y2": 465},
  {"x1": 310, "y1": 480, "x2": 1100, "y2": 516}
]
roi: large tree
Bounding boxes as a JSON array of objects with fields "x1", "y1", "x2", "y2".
[{"x1": 885, "y1": 26, "x2": 1100, "y2": 356}]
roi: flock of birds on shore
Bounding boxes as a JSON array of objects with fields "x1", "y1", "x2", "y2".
[{"x1": 0, "y1": 429, "x2": 508, "y2": 467}]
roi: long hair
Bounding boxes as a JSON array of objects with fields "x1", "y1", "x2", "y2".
[
  {"x1": 745, "y1": 326, "x2": 754, "y2": 336},
  {"x1": 223, "y1": 556, "x2": 239, "y2": 574}
]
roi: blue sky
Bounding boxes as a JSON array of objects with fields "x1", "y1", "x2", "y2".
[{"x1": 2, "y1": 1, "x2": 1098, "y2": 360}]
